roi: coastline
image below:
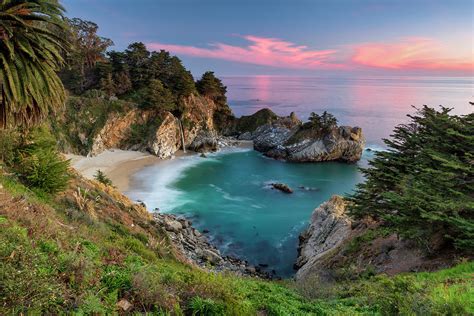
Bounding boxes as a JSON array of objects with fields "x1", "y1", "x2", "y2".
[
  {"x1": 67, "y1": 140, "x2": 254, "y2": 192},
  {"x1": 66, "y1": 149, "x2": 160, "y2": 191}
]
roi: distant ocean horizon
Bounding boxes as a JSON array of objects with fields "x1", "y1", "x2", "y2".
[{"x1": 222, "y1": 75, "x2": 473, "y2": 146}]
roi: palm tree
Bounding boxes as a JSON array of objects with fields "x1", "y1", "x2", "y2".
[{"x1": 0, "y1": 0, "x2": 69, "y2": 129}]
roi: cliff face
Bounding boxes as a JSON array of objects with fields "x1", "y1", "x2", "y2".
[
  {"x1": 294, "y1": 196, "x2": 352, "y2": 281},
  {"x1": 90, "y1": 109, "x2": 154, "y2": 156},
  {"x1": 85, "y1": 94, "x2": 233, "y2": 158},
  {"x1": 231, "y1": 108, "x2": 365, "y2": 163},
  {"x1": 294, "y1": 195, "x2": 457, "y2": 283}
]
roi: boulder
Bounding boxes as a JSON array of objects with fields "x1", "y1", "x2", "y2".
[
  {"x1": 189, "y1": 130, "x2": 219, "y2": 153},
  {"x1": 252, "y1": 123, "x2": 365, "y2": 163},
  {"x1": 163, "y1": 217, "x2": 183, "y2": 233},
  {"x1": 272, "y1": 183, "x2": 293, "y2": 193},
  {"x1": 201, "y1": 249, "x2": 223, "y2": 265}
]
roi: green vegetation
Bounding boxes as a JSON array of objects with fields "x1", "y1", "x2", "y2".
[
  {"x1": 134, "y1": 79, "x2": 177, "y2": 112},
  {"x1": 305, "y1": 111, "x2": 338, "y2": 132},
  {"x1": 0, "y1": 170, "x2": 472, "y2": 314},
  {"x1": 196, "y1": 71, "x2": 233, "y2": 130},
  {"x1": 350, "y1": 106, "x2": 474, "y2": 251},
  {"x1": 234, "y1": 108, "x2": 279, "y2": 133},
  {"x1": 52, "y1": 95, "x2": 132, "y2": 154},
  {"x1": 0, "y1": 126, "x2": 70, "y2": 195},
  {"x1": 0, "y1": 0, "x2": 68, "y2": 128},
  {"x1": 94, "y1": 170, "x2": 113, "y2": 187},
  {"x1": 285, "y1": 111, "x2": 338, "y2": 145}
]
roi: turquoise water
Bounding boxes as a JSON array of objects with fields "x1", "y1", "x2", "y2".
[
  {"x1": 128, "y1": 148, "x2": 368, "y2": 276},
  {"x1": 127, "y1": 76, "x2": 473, "y2": 277}
]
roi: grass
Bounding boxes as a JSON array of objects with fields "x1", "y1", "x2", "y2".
[{"x1": 0, "y1": 171, "x2": 472, "y2": 315}]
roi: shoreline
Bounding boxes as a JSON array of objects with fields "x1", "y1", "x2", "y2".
[{"x1": 67, "y1": 140, "x2": 254, "y2": 192}]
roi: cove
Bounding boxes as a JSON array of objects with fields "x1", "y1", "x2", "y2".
[{"x1": 127, "y1": 148, "x2": 369, "y2": 276}]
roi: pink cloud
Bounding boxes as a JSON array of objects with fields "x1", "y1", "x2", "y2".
[
  {"x1": 146, "y1": 36, "x2": 473, "y2": 74},
  {"x1": 146, "y1": 35, "x2": 341, "y2": 70},
  {"x1": 352, "y1": 38, "x2": 474, "y2": 73}
]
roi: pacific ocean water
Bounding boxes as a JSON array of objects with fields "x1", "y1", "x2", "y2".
[{"x1": 127, "y1": 76, "x2": 473, "y2": 277}]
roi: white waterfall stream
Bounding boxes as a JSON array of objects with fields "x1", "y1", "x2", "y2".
[{"x1": 177, "y1": 118, "x2": 186, "y2": 153}]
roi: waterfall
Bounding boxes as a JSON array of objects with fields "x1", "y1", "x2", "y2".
[{"x1": 177, "y1": 118, "x2": 186, "y2": 153}]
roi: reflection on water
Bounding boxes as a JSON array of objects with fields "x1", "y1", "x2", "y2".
[{"x1": 223, "y1": 76, "x2": 473, "y2": 145}]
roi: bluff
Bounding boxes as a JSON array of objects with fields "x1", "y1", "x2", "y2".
[
  {"x1": 54, "y1": 94, "x2": 235, "y2": 159},
  {"x1": 294, "y1": 195, "x2": 461, "y2": 283},
  {"x1": 228, "y1": 108, "x2": 365, "y2": 163}
]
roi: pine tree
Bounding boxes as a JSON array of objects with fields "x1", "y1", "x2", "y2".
[{"x1": 349, "y1": 106, "x2": 474, "y2": 251}]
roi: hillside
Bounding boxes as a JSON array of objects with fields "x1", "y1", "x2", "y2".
[
  {"x1": 1, "y1": 166, "x2": 473, "y2": 315},
  {"x1": 1, "y1": 6, "x2": 472, "y2": 315}
]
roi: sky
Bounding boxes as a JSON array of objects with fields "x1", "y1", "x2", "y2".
[{"x1": 62, "y1": 0, "x2": 474, "y2": 77}]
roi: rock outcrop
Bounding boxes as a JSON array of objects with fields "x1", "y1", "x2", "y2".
[
  {"x1": 90, "y1": 109, "x2": 153, "y2": 156},
  {"x1": 271, "y1": 183, "x2": 293, "y2": 193},
  {"x1": 231, "y1": 108, "x2": 365, "y2": 163},
  {"x1": 146, "y1": 112, "x2": 181, "y2": 158},
  {"x1": 88, "y1": 95, "x2": 235, "y2": 158},
  {"x1": 153, "y1": 213, "x2": 270, "y2": 278},
  {"x1": 294, "y1": 196, "x2": 458, "y2": 283},
  {"x1": 294, "y1": 195, "x2": 352, "y2": 281}
]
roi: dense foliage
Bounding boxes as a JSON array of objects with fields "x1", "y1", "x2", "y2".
[
  {"x1": 304, "y1": 111, "x2": 338, "y2": 131},
  {"x1": 196, "y1": 71, "x2": 232, "y2": 130},
  {"x1": 0, "y1": 0, "x2": 68, "y2": 128},
  {"x1": 350, "y1": 106, "x2": 474, "y2": 251},
  {"x1": 62, "y1": 22, "x2": 198, "y2": 114},
  {"x1": 0, "y1": 127, "x2": 70, "y2": 194},
  {"x1": 60, "y1": 18, "x2": 113, "y2": 94}
]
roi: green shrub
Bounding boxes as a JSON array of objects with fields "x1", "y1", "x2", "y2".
[
  {"x1": 1, "y1": 127, "x2": 71, "y2": 195},
  {"x1": 0, "y1": 129, "x2": 20, "y2": 165},
  {"x1": 17, "y1": 147, "x2": 70, "y2": 194},
  {"x1": 189, "y1": 297, "x2": 226, "y2": 316},
  {"x1": 94, "y1": 169, "x2": 114, "y2": 186}
]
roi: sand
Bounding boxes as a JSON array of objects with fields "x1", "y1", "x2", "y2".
[
  {"x1": 66, "y1": 149, "x2": 160, "y2": 191},
  {"x1": 67, "y1": 141, "x2": 254, "y2": 192}
]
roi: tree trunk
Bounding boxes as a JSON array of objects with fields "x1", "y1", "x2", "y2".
[{"x1": 0, "y1": 84, "x2": 7, "y2": 129}]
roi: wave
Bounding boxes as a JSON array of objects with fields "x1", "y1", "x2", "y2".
[
  {"x1": 127, "y1": 148, "x2": 253, "y2": 212},
  {"x1": 275, "y1": 220, "x2": 308, "y2": 250},
  {"x1": 209, "y1": 184, "x2": 250, "y2": 202},
  {"x1": 127, "y1": 154, "x2": 208, "y2": 212}
]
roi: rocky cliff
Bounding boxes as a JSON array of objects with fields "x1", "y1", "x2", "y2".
[
  {"x1": 232, "y1": 109, "x2": 365, "y2": 163},
  {"x1": 294, "y1": 196, "x2": 352, "y2": 281},
  {"x1": 83, "y1": 94, "x2": 234, "y2": 158},
  {"x1": 294, "y1": 195, "x2": 458, "y2": 283}
]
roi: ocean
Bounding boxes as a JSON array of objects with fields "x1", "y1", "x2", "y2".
[{"x1": 126, "y1": 76, "x2": 473, "y2": 277}]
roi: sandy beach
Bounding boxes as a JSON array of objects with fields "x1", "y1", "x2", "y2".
[
  {"x1": 66, "y1": 141, "x2": 254, "y2": 192},
  {"x1": 66, "y1": 149, "x2": 162, "y2": 191}
]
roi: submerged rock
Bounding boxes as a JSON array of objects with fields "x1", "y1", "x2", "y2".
[{"x1": 271, "y1": 183, "x2": 293, "y2": 193}]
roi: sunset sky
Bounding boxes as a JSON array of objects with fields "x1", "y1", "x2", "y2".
[{"x1": 63, "y1": 0, "x2": 474, "y2": 77}]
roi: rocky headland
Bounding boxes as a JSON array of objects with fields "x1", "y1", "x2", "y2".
[
  {"x1": 231, "y1": 109, "x2": 365, "y2": 163},
  {"x1": 294, "y1": 195, "x2": 458, "y2": 283}
]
